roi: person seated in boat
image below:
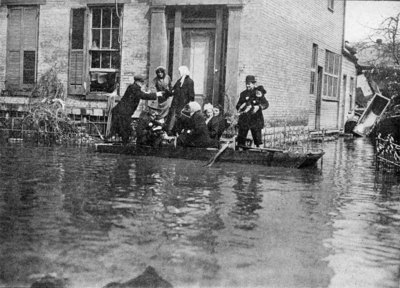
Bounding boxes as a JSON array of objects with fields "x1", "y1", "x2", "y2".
[
  {"x1": 176, "y1": 101, "x2": 219, "y2": 148},
  {"x1": 135, "y1": 104, "x2": 165, "y2": 147},
  {"x1": 207, "y1": 104, "x2": 229, "y2": 140},
  {"x1": 203, "y1": 103, "x2": 214, "y2": 125}
]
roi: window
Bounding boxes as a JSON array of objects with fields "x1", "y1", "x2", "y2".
[
  {"x1": 310, "y1": 44, "x2": 318, "y2": 94},
  {"x1": 323, "y1": 50, "x2": 340, "y2": 97},
  {"x1": 328, "y1": 0, "x2": 334, "y2": 11},
  {"x1": 68, "y1": 6, "x2": 122, "y2": 97},
  {"x1": 6, "y1": 6, "x2": 38, "y2": 91}
]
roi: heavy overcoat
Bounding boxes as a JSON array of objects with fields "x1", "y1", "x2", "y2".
[
  {"x1": 236, "y1": 89, "x2": 269, "y2": 130},
  {"x1": 110, "y1": 83, "x2": 158, "y2": 143},
  {"x1": 170, "y1": 76, "x2": 195, "y2": 114},
  {"x1": 207, "y1": 115, "x2": 228, "y2": 140}
]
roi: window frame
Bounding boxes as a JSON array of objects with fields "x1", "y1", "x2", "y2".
[
  {"x1": 310, "y1": 43, "x2": 318, "y2": 94},
  {"x1": 87, "y1": 5, "x2": 122, "y2": 96},
  {"x1": 68, "y1": 5, "x2": 123, "y2": 99},
  {"x1": 323, "y1": 50, "x2": 341, "y2": 98}
]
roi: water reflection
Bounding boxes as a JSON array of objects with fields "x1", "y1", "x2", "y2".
[{"x1": 0, "y1": 139, "x2": 399, "y2": 288}]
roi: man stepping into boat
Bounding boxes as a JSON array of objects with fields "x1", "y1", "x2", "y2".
[
  {"x1": 176, "y1": 101, "x2": 218, "y2": 148},
  {"x1": 236, "y1": 75, "x2": 269, "y2": 148},
  {"x1": 107, "y1": 74, "x2": 165, "y2": 144}
]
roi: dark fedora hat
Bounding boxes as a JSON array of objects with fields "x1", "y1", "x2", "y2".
[
  {"x1": 134, "y1": 74, "x2": 147, "y2": 82},
  {"x1": 255, "y1": 85, "x2": 267, "y2": 95},
  {"x1": 245, "y1": 75, "x2": 256, "y2": 83}
]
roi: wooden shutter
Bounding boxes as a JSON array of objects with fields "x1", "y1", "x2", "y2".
[
  {"x1": 68, "y1": 8, "x2": 87, "y2": 95},
  {"x1": 6, "y1": 8, "x2": 22, "y2": 89},
  {"x1": 6, "y1": 7, "x2": 38, "y2": 90}
]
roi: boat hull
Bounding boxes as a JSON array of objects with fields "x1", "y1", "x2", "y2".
[{"x1": 95, "y1": 143, "x2": 324, "y2": 169}]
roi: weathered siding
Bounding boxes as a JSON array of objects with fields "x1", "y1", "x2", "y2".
[
  {"x1": 0, "y1": 6, "x2": 8, "y2": 91},
  {"x1": 340, "y1": 56, "x2": 357, "y2": 129}
]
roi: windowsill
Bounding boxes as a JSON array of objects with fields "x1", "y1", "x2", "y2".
[
  {"x1": 322, "y1": 96, "x2": 338, "y2": 102},
  {"x1": 85, "y1": 93, "x2": 121, "y2": 101}
]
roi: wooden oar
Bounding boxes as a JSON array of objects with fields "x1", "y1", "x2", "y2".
[{"x1": 205, "y1": 136, "x2": 236, "y2": 167}]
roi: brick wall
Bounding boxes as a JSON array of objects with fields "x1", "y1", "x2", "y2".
[{"x1": 236, "y1": 0, "x2": 345, "y2": 129}]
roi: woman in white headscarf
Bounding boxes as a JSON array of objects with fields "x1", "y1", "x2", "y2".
[
  {"x1": 166, "y1": 65, "x2": 195, "y2": 135},
  {"x1": 176, "y1": 101, "x2": 218, "y2": 148}
]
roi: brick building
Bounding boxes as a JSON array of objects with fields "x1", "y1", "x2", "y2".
[{"x1": 0, "y1": 0, "x2": 356, "y2": 130}]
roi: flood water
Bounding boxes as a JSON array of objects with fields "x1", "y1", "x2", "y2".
[{"x1": 0, "y1": 138, "x2": 399, "y2": 288}]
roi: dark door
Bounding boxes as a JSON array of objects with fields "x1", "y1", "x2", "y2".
[{"x1": 315, "y1": 66, "x2": 323, "y2": 130}]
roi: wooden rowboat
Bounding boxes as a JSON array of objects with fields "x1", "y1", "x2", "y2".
[{"x1": 95, "y1": 142, "x2": 324, "y2": 169}]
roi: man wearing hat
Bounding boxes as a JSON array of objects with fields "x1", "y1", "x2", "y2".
[
  {"x1": 236, "y1": 75, "x2": 269, "y2": 148},
  {"x1": 108, "y1": 74, "x2": 165, "y2": 144}
]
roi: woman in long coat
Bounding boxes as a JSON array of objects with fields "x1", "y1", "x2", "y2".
[{"x1": 166, "y1": 66, "x2": 195, "y2": 135}]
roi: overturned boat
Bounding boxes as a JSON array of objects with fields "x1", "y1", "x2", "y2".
[
  {"x1": 353, "y1": 93, "x2": 391, "y2": 137},
  {"x1": 95, "y1": 142, "x2": 324, "y2": 169}
]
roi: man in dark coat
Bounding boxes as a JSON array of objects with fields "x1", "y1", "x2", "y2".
[
  {"x1": 236, "y1": 75, "x2": 269, "y2": 148},
  {"x1": 166, "y1": 66, "x2": 195, "y2": 135},
  {"x1": 109, "y1": 75, "x2": 164, "y2": 144},
  {"x1": 177, "y1": 102, "x2": 218, "y2": 148}
]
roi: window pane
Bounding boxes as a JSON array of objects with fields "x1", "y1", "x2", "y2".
[
  {"x1": 102, "y1": 8, "x2": 111, "y2": 28},
  {"x1": 333, "y1": 77, "x2": 338, "y2": 97},
  {"x1": 325, "y1": 52, "x2": 329, "y2": 70},
  {"x1": 334, "y1": 55, "x2": 340, "y2": 75},
  {"x1": 92, "y1": 8, "x2": 101, "y2": 28},
  {"x1": 72, "y1": 9, "x2": 84, "y2": 49},
  {"x1": 102, "y1": 29, "x2": 110, "y2": 48},
  {"x1": 92, "y1": 51, "x2": 100, "y2": 68},
  {"x1": 112, "y1": 29, "x2": 119, "y2": 49},
  {"x1": 101, "y1": 52, "x2": 110, "y2": 68},
  {"x1": 328, "y1": 76, "x2": 332, "y2": 96},
  {"x1": 328, "y1": 53, "x2": 334, "y2": 74},
  {"x1": 23, "y1": 51, "x2": 35, "y2": 84},
  {"x1": 323, "y1": 75, "x2": 327, "y2": 95},
  {"x1": 112, "y1": 8, "x2": 120, "y2": 28},
  {"x1": 92, "y1": 29, "x2": 100, "y2": 49},
  {"x1": 111, "y1": 52, "x2": 120, "y2": 69}
]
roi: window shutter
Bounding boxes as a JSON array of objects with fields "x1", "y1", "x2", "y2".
[
  {"x1": 68, "y1": 8, "x2": 87, "y2": 95},
  {"x1": 6, "y1": 8, "x2": 22, "y2": 89},
  {"x1": 22, "y1": 8, "x2": 38, "y2": 50}
]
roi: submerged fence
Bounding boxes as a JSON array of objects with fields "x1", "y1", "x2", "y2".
[
  {"x1": 375, "y1": 134, "x2": 400, "y2": 173},
  {"x1": 0, "y1": 111, "x2": 108, "y2": 144}
]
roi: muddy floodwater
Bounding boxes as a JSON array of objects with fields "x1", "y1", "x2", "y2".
[{"x1": 0, "y1": 138, "x2": 399, "y2": 288}]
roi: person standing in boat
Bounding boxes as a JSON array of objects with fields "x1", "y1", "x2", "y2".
[
  {"x1": 108, "y1": 75, "x2": 165, "y2": 144},
  {"x1": 236, "y1": 75, "x2": 269, "y2": 148},
  {"x1": 176, "y1": 101, "x2": 218, "y2": 148},
  {"x1": 149, "y1": 66, "x2": 172, "y2": 122},
  {"x1": 166, "y1": 66, "x2": 195, "y2": 135}
]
